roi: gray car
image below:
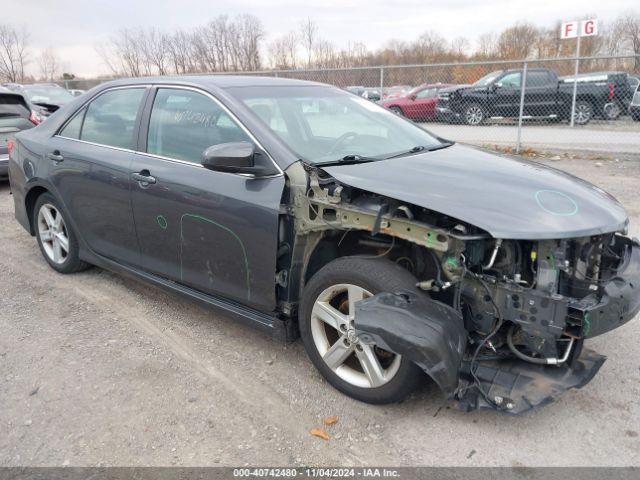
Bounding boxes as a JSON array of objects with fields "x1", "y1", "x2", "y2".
[{"x1": 8, "y1": 76, "x2": 640, "y2": 414}]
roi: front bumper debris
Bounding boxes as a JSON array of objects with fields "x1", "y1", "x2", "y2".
[
  {"x1": 354, "y1": 290, "x2": 467, "y2": 396},
  {"x1": 455, "y1": 348, "x2": 606, "y2": 414}
]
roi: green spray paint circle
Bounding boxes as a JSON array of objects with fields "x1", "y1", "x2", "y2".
[
  {"x1": 534, "y1": 190, "x2": 579, "y2": 217},
  {"x1": 156, "y1": 215, "x2": 168, "y2": 229}
]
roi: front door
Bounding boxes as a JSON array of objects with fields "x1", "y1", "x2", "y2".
[
  {"x1": 492, "y1": 72, "x2": 522, "y2": 117},
  {"x1": 129, "y1": 87, "x2": 284, "y2": 313},
  {"x1": 48, "y1": 87, "x2": 148, "y2": 265}
]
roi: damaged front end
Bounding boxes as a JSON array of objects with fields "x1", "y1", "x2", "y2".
[{"x1": 282, "y1": 161, "x2": 640, "y2": 414}]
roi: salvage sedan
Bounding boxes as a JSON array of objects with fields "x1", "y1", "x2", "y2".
[{"x1": 8, "y1": 76, "x2": 640, "y2": 413}]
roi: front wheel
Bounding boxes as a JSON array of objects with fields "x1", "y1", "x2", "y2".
[
  {"x1": 573, "y1": 100, "x2": 593, "y2": 125},
  {"x1": 299, "y1": 257, "x2": 424, "y2": 404},
  {"x1": 463, "y1": 103, "x2": 486, "y2": 125}
]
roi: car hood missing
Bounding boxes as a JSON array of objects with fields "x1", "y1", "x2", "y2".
[{"x1": 322, "y1": 144, "x2": 628, "y2": 239}]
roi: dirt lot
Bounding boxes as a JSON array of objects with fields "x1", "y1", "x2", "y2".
[{"x1": 1, "y1": 157, "x2": 640, "y2": 467}]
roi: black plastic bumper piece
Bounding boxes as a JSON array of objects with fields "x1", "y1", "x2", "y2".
[
  {"x1": 354, "y1": 290, "x2": 467, "y2": 396},
  {"x1": 455, "y1": 348, "x2": 606, "y2": 414}
]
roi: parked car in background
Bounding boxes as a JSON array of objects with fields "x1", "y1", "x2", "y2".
[
  {"x1": 68, "y1": 89, "x2": 86, "y2": 97},
  {"x1": 382, "y1": 85, "x2": 412, "y2": 100},
  {"x1": 8, "y1": 76, "x2": 639, "y2": 413},
  {"x1": 20, "y1": 83, "x2": 75, "y2": 117},
  {"x1": 381, "y1": 83, "x2": 453, "y2": 121},
  {"x1": 630, "y1": 82, "x2": 640, "y2": 121},
  {"x1": 558, "y1": 71, "x2": 635, "y2": 120},
  {"x1": 361, "y1": 88, "x2": 381, "y2": 101},
  {"x1": 0, "y1": 87, "x2": 38, "y2": 178},
  {"x1": 437, "y1": 68, "x2": 630, "y2": 125}
]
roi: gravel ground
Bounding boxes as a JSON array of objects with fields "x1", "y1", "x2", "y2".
[{"x1": 1, "y1": 157, "x2": 639, "y2": 467}]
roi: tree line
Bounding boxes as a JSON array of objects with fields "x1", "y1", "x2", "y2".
[{"x1": 1, "y1": 11, "x2": 639, "y2": 83}]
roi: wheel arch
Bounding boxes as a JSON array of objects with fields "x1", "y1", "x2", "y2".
[{"x1": 25, "y1": 185, "x2": 51, "y2": 235}]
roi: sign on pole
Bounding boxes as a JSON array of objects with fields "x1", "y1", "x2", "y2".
[
  {"x1": 561, "y1": 19, "x2": 598, "y2": 39},
  {"x1": 561, "y1": 19, "x2": 599, "y2": 127}
]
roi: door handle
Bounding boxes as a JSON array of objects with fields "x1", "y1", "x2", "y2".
[
  {"x1": 132, "y1": 171, "x2": 157, "y2": 185},
  {"x1": 47, "y1": 151, "x2": 64, "y2": 162}
]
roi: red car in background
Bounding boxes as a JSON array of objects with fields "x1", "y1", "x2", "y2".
[{"x1": 380, "y1": 83, "x2": 453, "y2": 121}]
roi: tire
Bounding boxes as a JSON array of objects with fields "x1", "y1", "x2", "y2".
[
  {"x1": 299, "y1": 256, "x2": 424, "y2": 404},
  {"x1": 33, "y1": 193, "x2": 90, "y2": 274},
  {"x1": 573, "y1": 100, "x2": 593, "y2": 125},
  {"x1": 389, "y1": 106, "x2": 404, "y2": 117},
  {"x1": 463, "y1": 102, "x2": 486, "y2": 126},
  {"x1": 602, "y1": 102, "x2": 622, "y2": 121},
  {"x1": 631, "y1": 111, "x2": 640, "y2": 122}
]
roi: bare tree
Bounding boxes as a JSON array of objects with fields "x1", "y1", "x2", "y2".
[
  {"x1": 268, "y1": 32, "x2": 298, "y2": 69},
  {"x1": 0, "y1": 24, "x2": 29, "y2": 82},
  {"x1": 300, "y1": 18, "x2": 318, "y2": 67},
  {"x1": 495, "y1": 22, "x2": 540, "y2": 59},
  {"x1": 38, "y1": 47, "x2": 59, "y2": 81}
]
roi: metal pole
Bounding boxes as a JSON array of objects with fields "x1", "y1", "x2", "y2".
[
  {"x1": 569, "y1": 34, "x2": 581, "y2": 127},
  {"x1": 379, "y1": 67, "x2": 384, "y2": 95},
  {"x1": 516, "y1": 61, "x2": 528, "y2": 154}
]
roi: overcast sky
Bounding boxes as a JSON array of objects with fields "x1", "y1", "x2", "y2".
[{"x1": 3, "y1": 0, "x2": 635, "y2": 77}]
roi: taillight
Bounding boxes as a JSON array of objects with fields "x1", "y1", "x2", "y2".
[
  {"x1": 29, "y1": 110, "x2": 41, "y2": 125},
  {"x1": 7, "y1": 139, "x2": 14, "y2": 155},
  {"x1": 608, "y1": 83, "x2": 615, "y2": 100}
]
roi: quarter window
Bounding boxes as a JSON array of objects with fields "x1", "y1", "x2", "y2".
[
  {"x1": 147, "y1": 88, "x2": 251, "y2": 164},
  {"x1": 60, "y1": 108, "x2": 86, "y2": 139},
  {"x1": 81, "y1": 88, "x2": 145, "y2": 149}
]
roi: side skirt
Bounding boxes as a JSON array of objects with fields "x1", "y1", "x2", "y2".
[{"x1": 79, "y1": 248, "x2": 291, "y2": 342}]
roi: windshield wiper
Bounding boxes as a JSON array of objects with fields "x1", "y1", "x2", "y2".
[
  {"x1": 385, "y1": 142, "x2": 454, "y2": 159},
  {"x1": 313, "y1": 154, "x2": 378, "y2": 167}
]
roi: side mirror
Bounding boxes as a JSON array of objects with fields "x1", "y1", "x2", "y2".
[
  {"x1": 201, "y1": 141, "x2": 266, "y2": 175},
  {"x1": 493, "y1": 82, "x2": 503, "y2": 90},
  {"x1": 409, "y1": 94, "x2": 417, "y2": 101}
]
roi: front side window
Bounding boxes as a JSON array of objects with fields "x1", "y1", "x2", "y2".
[
  {"x1": 229, "y1": 86, "x2": 444, "y2": 164},
  {"x1": 416, "y1": 88, "x2": 436, "y2": 99},
  {"x1": 147, "y1": 88, "x2": 251, "y2": 164},
  {"x1": 499, "y1": 72, "x2": 522, "y2": 88},
  {"x1": 81, "y1": 88, "x2": 145, "y2": 149}
]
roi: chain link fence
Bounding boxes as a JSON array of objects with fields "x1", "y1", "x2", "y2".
[{"x1": 61, "y1": 54, "x2": 640, "y2": 157}]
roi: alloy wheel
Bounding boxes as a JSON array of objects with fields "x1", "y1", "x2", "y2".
[
  {"x1": 465, "y1": 105, "x2": 484, "y2": 125},
  {"x1": 310, "y1": 283, "x2": 401, "y2": 388},
  {"x1": 574, "y1": 103, "x2": 592, "y2": 125},
  {"x1": 37, "y1": 204, "x2": 69, "y2": 264}
]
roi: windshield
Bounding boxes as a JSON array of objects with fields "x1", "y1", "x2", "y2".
[
  {"x1": 23, "y1": 85, "x2": 74, "y2": 104},
  {"x1": 473, "y1": 72, "x2": 502, "y2": 87},
  {"x1": 228, "y1": 86, "x2": 444, "y2": 164}
]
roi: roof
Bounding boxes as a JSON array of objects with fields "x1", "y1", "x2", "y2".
[{"x1": 100, "y1": 74, "x2": 328, "y2": 90}]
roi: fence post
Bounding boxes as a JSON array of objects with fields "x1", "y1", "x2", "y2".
[
  {"x1": 379, "y1": 67, "x2": 384, "y2": 95},
  {"x1": 516, "y1": 61, "x2": 528, "y2": 154},
  {"x1": 569, "y1": 35, "x2": 582, "y2": 128}
]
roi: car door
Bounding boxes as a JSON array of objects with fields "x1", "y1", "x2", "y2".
[
  {"x1": 411, "y1": 87, "x2": 438, "y2": 119},
  {"x1": 523, "y1": 70, "x2": 556, "y2": 117},
  {"x1": 492, "y1": 72, "x2": 521, "y2": 117},
  {"x1": 47, "y1": 86, "x2": 148, "y2": 265},
  {"x1": 129, "y1": 86, "x2": 285, "y2": 313}
]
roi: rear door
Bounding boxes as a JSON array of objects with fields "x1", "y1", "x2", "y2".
[
  {"x1": 48, "y1": 86, "x2": 148, "y2": 265},
  {"x1": 523, "y1": 70, "x2": 557, "y2": 117},
  {"x1": 129, "y1": 86, "x2": 284, "y2": 313}
]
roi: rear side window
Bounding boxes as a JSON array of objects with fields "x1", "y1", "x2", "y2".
[
  {"x1": 146, "y1": 88, "x2": 251, "y2": 164},
  {"x1": 0, "y1": 94, "x2": 30, "y2": 118},
  {"x1": 81, "y1": 88, "x2": 145, "y2": 149},
  {"x1": 526, "y1": 71, "x2": 552, "y2": 88}
]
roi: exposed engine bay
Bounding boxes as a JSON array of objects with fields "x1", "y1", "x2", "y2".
[{"x1": 280, "y1": 161, "x2": 640, "y2": 414}]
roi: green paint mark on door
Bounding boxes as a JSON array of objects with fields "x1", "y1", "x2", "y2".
[{"x1": 156, "y1": 215, "x2": 168, "y2": 229}]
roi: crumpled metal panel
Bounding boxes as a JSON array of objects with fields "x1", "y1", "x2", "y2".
[
  {"x1": 354, "y1": 291, "x2": 467, "y2": 396},
  {"x1": 455, "y1": 348, "x2": 606, "y2": 414}
]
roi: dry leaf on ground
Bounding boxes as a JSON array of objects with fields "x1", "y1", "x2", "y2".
[{"x1": 310, "y1": 428, "x2": 330, "y2": 441}]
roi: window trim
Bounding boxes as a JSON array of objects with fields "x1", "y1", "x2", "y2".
[{"x1": 55, "y1": 84, "x2": 283, "y2": 177}]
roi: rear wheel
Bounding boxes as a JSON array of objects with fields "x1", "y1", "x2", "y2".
[
  {"x1": 463, "y1": 103, "x2": 486, "y2": 125},
  {"x1": 603, "y1": 102, "x2": 622, "y2": 120},
  {"x1": 299, "y1": 257, "x2": 424, "y2": 404},
  {"x1": 34, "y1": 193, "x2": 89, "y2": 274}
]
